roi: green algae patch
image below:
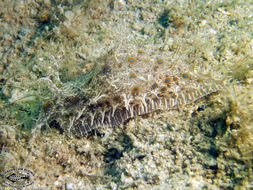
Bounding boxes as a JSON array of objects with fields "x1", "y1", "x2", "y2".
[{"x1": 9, "y1": 96, "x2": 41, "y2": 132}]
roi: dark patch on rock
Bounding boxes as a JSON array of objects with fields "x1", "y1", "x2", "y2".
[
  {"x1": 103, "y1": 133, "x2": 133, "y2": 183},
  {"x1": 158, "y1": 10, "x2": 173, "y2": 28},
  {"x1": 49, "y1": 120, "x2": 64, "y2": 134}
]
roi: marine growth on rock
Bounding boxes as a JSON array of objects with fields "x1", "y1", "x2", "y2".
[{"x1": 39, "y1": 44, "x2": 223, "y2": 138}]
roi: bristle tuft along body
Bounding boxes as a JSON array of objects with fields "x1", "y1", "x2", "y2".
[{"x1": 40, "y1": 45, "x2": 223, "y2": 138}]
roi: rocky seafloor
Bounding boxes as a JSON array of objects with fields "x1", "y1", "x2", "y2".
[{"x1": 0, "y1": 0, "x2": 252, "y2": 189}]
